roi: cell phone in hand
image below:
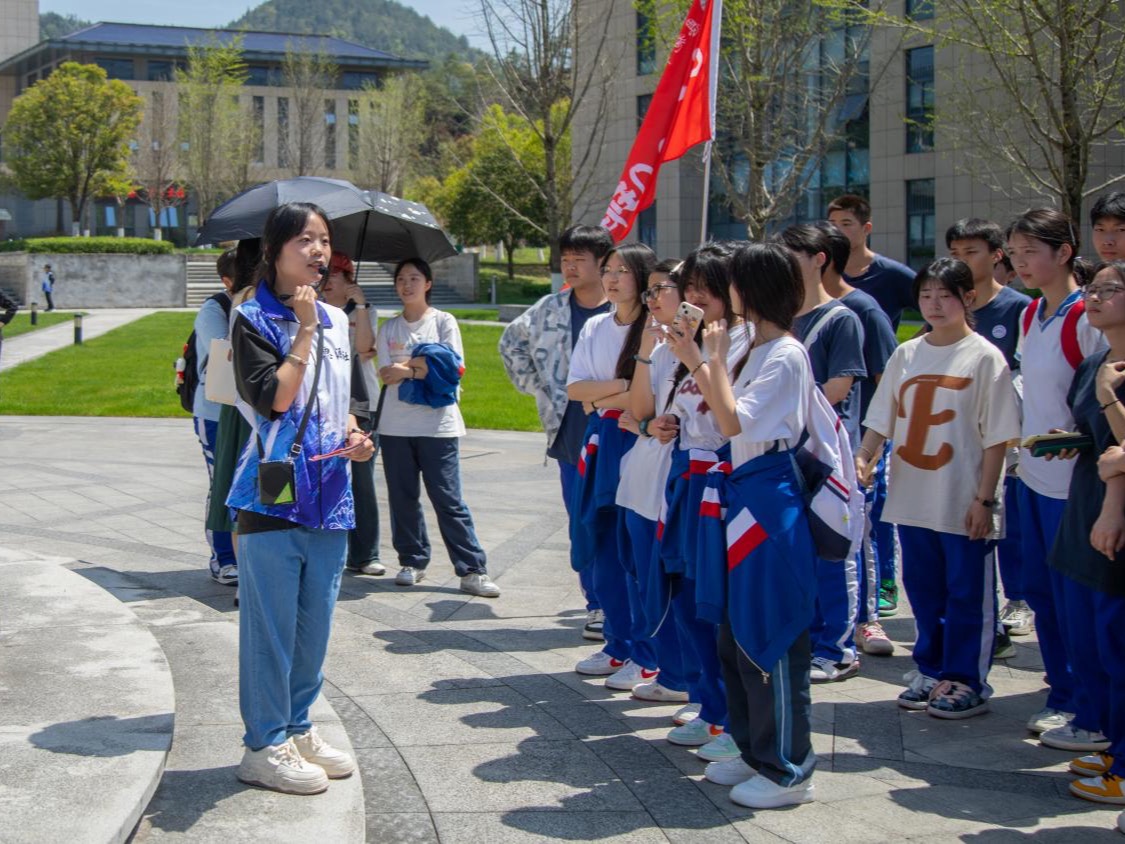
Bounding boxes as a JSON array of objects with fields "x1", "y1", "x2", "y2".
[{"x1": 673, "y1": 301, "x2": 705, "y2": 336}]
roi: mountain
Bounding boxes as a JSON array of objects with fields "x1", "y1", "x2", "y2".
[
  {"x1": 40, "y1": 12, "x2": 91, "y2": 40},
  {"x1": 228, "y1": 0, "x2": 478, "y2": 60}
]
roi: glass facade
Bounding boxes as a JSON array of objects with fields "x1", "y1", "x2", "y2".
[
  {"x1": 324, "y1": 99, "x2": 337, "y2": 169},
  {"x1": 348, "y1": 99, "x2": 360, "y2": 170},
  {"x1": 94, "y1": 57, "x2": 134, "y2": 80},
  {"x1": 277, "y1": 97, "x2": 290, "y2": 168},
  {"x1": 906, "y1": 178, "x2": 936, "y2": 270},
  {"x1": 906, "y1": 46, "x2": 935, "y2": 153},
  {"x1": 636, "y1": 11, "x2": 656, "y2": 76}
]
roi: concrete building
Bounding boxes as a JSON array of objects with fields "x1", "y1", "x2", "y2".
[
  {"x1": 573, "y1": 1, "x2": 1125, "y2": 268},
  {"x1": 0, "y1": 8, "x2": 425, "y2": 244}
]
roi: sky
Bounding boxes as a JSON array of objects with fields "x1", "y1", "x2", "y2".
[{"x1": 40, "y1": 0, "x2": 488, "y2": 47}]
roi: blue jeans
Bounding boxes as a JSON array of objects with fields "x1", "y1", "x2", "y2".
[
  {"x1": 194, "y1": 416, "x2": 236, "y2": 574},
  {"x1": 347, "y1": 451, "x2": 381, "y2": 568},
  {"x1": 559, "y1": 460, "x2": 599, "y2": 612},
  {"x1": 238, "y1": 526, "x2": 347, "y2": 749},
  {"x1": 380, "y1": 435, "x2": 487, "y2": 576}
]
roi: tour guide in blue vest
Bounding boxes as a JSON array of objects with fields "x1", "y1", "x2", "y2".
[{"x1": 226, "y1": 202, "x2": 375, "y2": 796}]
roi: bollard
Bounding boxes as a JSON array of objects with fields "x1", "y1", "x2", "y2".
[
  {"x1": 30, "y1": 301, "x2": 38, "y2": 326},
  {"x1": 74, "y1": 313, "x2": 83, "y2": 345},
  {"x1": 490, "y1": 275, "x2": 497, "y2": 306}
]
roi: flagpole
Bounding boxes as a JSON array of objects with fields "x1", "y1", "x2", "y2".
[{"x1": 700, "y1": 142, "x2": 712, "y2": 245}]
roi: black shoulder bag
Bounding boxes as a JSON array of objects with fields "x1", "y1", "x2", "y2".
[{"x1": 257, "y1": 325, "x2": 324, "y2": 506}]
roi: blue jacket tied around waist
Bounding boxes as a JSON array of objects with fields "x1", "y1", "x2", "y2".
[
  {"x1": 398, "y1": 342, "x2": 464, "y2": 408},
  {"x1": 696, "y1": 450, "x2": 816, "y2": 672},
  {"x1": 569, "y1": 410, "x2": 635, "y2": 572}
]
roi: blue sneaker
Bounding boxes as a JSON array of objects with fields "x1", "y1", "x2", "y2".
[{"x1": 926, "y1": 680, "x2": 989, "y2": 720}]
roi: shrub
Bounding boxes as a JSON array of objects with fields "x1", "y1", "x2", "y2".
[{"x1": 0, "y1": 237, "x2": 175, "y2": 255}]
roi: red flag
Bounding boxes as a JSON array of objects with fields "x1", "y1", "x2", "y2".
[{"x1": 601, "y1": 0, "x2": 722, "y2": 241}]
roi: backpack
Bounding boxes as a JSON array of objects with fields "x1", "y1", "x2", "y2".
[
  {"x1": 176, "y1": 293, "x2": 232, "y2": 413},
  {"x1": 1020, "y1": 297, "x2": 1085, "y2": 369}
]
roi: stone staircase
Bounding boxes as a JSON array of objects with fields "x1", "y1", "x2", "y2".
[{"x1": 186, "y1": 260, "x2": 467, "y2": 308}]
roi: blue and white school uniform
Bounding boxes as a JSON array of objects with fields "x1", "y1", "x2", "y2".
[
  {"x1": 615, "y1": 343, "x2": 688, "y2": 687},
  {"x1": 697, "y1": 334, "x2": 817, "y2": 786},
  {"x1": 1016, "y1": 291, "x2": 1106, "y2": 712},
  {"x1": 864, "y1": 333, "x2": 1021, "y2": 695},
  {"x1": 654, "y1": 325, "x2": 751, "y2": 727},
  {"x1": 567, "y1": 312, "x2": 638, "y2": 663}
]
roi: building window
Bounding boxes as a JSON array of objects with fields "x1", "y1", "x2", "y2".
[
  {"x1": 636, "y1": 11, "x2": 656, "y2": 76},
  {"x1": 94, "y1": 57, "x2": 135, "y2": 80},
  {"x1": 636, "y1": 94, "x2": 653, "y2": 129},
  {"x1": 348, "y1": 99, "x2": 360, "y2": 170},
  {"x1": 638, "y1": 203, "x2": 657, "y2": 248},
  {"x1": 147, "y1": 60, "x2": 176, "y2": 81},
  {"x1": 906, "y1": 178, "x2": 936, "y2": 270},
  {"x1": 252, "y1": 96, "x2": 265, "y2": 164},
  {"x1": 324, "y1": 99, "x2": 337, "y2": 169},
  {"x1": 906, "y1": 0, "x2": 934, "y2": 21},
  {"x1": 277, "y1": 97, "x2": 290, "y2": 168},
  {"x1": 906, "y1": 46, "x2": 934, "y2": 153},
  {"x1": 341, "y1": 71, "x2": 380, "y2": 91}
]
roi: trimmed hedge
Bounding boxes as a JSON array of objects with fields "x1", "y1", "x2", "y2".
[{"x1": 0, "y1": 237, "x2": 175, "y2": 255}]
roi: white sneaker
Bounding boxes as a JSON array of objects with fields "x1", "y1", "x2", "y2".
[
  {"x1": 1117, "y1": 809, "x2": 1125, "y2": 834},
  {"x1": 395, "y1": 567, "x2": 426, "y2": 586},
  {"x1": 583, "y1": 609, "x2": 605, "y2": 641},
  {"x1": 632, "y1": 681, "x2": 690, "y2": 703},
  {"x1": 672, "y1": 703, "x2": 701, "y2": 725},
  {"x1": 1040, "y1": 722, "x2": 1112, "y2": 752},
  {"x1": 857, "y1": 621, "x2": 894, "y2": 656},
  {"x1": 290, "y1": 726, "x2": 356, "y2": 779},
  {"x1": 1026, "y1": 707, "x2": 1075, "y2": 734},
  {"x1": 460, "y1": 572, "x2": 501, "y2": 597},
  {"x1": 575, "y1": 651, "x2": 627, "y2": 676},
  {"x1": 237, "y1": 739, "x2": 329, "y2": 795},
  {"x1": 729, "y1": 775, "x2": 815, "y2": 809},
  {"x1": 999, "y1": 599, "x2": 1034, "y2": 635},
  {"x1": 810, "y1": 654, "x2": 859, "y2": 682},
  {"x1": 667, "y1": 718, "x2": 723, "y2": 747},
  {"x1": 705, "y1": 756, "x2": 756, "y2": 786},
  {"x1": 212, "y1": 564, "x2": 238, "y2": 586},
  {"x1": 697, "y1": 731, "x2": 741, "y2": 762},
  {"x1": 605, "y1": 662, "x2": 659, "y2": 691},
  {"x1": 348, "y1": 561, "x2": 386, "y2": 576}
]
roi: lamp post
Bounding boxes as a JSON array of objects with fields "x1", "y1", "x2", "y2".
[{"x1": 74, "y1": 313, "x2": 83, "y2": 345}]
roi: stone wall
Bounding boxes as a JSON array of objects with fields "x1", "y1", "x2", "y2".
[
  {"x1": 432, "y1": 252, "x2": 479, "y2": 302},
  {"x1": 0, "y1": 252, "x2": 29, "y2": 303},
  {"x1": 11, "y1": 253, "x2": 187, "y2": 308}
]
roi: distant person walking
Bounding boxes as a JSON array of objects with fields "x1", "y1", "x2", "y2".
[{"x1": 41, "y1": 264, "x2": 55, "y2": 311}]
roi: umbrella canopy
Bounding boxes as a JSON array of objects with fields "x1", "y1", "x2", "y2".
[
  {"x1": 193, "y1": 177, "x2": 371, "y2": 245},
  {"x1": 331, "y1": 191, "x2": 457, "y2": 265}
]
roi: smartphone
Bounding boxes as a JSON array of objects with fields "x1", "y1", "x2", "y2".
[
  {"x1": 1021, "y1": 432, "x2": 1093, "y2": 457},
  {"x1": 673, "y1": 301, "x2": 705, "y2": 336}
]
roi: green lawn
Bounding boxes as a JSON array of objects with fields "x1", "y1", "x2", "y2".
[
  {"x1": 3, "y1": 311, "x2": 77, "y2": 339},
  {"x1": 446, "y1": 309, "x2": 499, "y2": 322},
  {"x1": 897, "y1": 321, "x2": 925, "y2": 344},
  {"x1": 0, "y1": 311, "x2": 542, "y2": 431}
]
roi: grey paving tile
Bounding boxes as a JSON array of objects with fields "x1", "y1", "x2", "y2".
[{"x1": 433, "y1": 811, "x2": 667, "y2": 842}]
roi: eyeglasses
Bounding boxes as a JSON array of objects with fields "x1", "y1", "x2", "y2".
[
  {"x1": 1084, "y1": 284, "x2": 1125, "y2": 301},
  {"x1": 600, "y1": 267, "x2": 633, "y2": 279},
  {"x1": 641, "y1": 284, "x2": 678, "y2": 302}
]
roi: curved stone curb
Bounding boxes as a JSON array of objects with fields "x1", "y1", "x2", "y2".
[{"x1": 0, "y1": 555, "x2": 174, "y2": 844}]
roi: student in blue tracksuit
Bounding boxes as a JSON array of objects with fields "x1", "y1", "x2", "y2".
[
  {"x1": 857, "y1": 258, "x2": 1021, "y2": 719},
  {"x1": 1048, "y1": 260, "x2": 1125, "y2": 810},
  {"x1": 683, "y1": 241, "x2": 819, "y2": 810},
  {"x1": 568, "y1": 243, "x2": 654, "y2": 682},
  {"x1": 617, "y1": 258, "x2": 693, "y2": 707},
  {"x1": 659, "y1": 243, "x2": 752, "y2": 764}
]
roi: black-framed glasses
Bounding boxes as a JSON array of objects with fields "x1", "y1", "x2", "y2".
[
  {"x1": 641, "y1": 284, "x2": 678, "y2": 302},
  {"x1": 1084, "y1": 284, "x2": 1125, "y2": 301}
]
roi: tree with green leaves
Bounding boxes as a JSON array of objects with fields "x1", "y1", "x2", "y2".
[
  {"x1": 351, "y1": 75, "x2": 423, "y2": 195},
  {"x1": 132, "y1": 90, "x2": 185, "y2": 241},
  {"x1": 910, "y1": 0, "x2": 1125, "y2": 222},
  {"x1": 435, "y1": 104, "x2": 547, "y2": 279},
  {"x1": 280, "y1": 41, "x2": 338, "y2": 176},
  {"x1": 1, "y1": 62, "x2": 143, "y2": 235},
  {"x1": 175, "y1": 35, "x2": 257, "y2": 222}
]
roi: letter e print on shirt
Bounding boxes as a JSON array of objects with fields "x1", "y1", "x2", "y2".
[{"x1": 895, "y1": 374, "x2": 973, "y2": 470}]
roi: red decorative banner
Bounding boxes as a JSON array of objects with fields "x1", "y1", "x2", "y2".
[{"x1": 601, "y1": 0, "x2": 722, "y2": 241}]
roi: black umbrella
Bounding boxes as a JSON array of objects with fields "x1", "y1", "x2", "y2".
[
  {"x1": 331, "y1": 191, "x2": 457, "y2": 264},
  {"x1": 193, "y1": 177, "x2": 372, "y2": 245}
]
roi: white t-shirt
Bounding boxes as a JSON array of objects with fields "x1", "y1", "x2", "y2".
[
  {"x1": 669, "y1": 323, "x2": 753, "y2": 450},
  {"x1": 1016, "y1": 292, "x2": 1107, "y2": 498},
  {"x1": 567, "y1": 312, "x2": 630, "y2": 384},
  {"x1": 347, "y1": 306, "x2": 380, "y2": 407},
  {"x1": 730, "y1": 336, "x2": 812, "y2": 468},
  {"x1": 864, "y1": 332, "x2": 1021, "y2": 537},
  {"x1": 375, "y1": 309, "x2": 466, "y2": 438},
  {"x1": 616, "y1": 344, "x2": 678, "y2": 520}
]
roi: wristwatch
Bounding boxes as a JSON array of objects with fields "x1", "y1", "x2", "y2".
[
  {"x1": 638, "y1": 417, "x2": 652, "y2": 438},
  {"x1": 354, "y1": 303, "x2": 368, "y2": 310},
  {"x1": 975, "y1": 496, "x2": 997, "y2": 508}
]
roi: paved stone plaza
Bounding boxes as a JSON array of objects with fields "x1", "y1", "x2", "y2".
[{"x1": 0, "y1": 414, "x2": 1121, "y2": 842}]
